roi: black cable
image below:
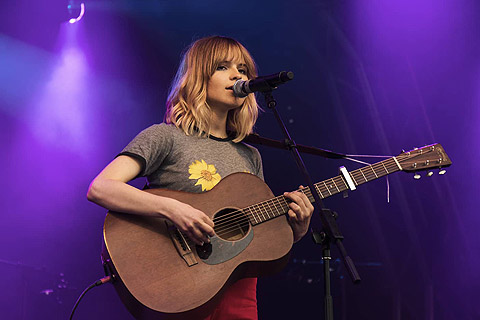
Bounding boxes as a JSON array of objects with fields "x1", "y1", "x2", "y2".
[{"x1": 69, "y1": 276, "x2": 112, "y2": 320}]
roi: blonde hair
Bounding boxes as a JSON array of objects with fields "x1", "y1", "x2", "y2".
[{"x1": 165, "y1": 36, "x2": 259, "y2": 142}]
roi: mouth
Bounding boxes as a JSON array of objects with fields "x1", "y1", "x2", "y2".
[{"x1": 226, "y1": 86, "x2": 233, "y2": 90}]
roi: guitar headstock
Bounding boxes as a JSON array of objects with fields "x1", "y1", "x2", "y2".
[{"x1": 397, "y1": 144, "x2": 452, "y2": 173}]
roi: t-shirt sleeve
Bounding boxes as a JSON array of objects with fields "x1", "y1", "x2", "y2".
[
  {"x1": 117, "y1": 124, "x2": 173, "y2": 177},
  {"x1": 251, "y1": 146, "x2": 264, "y2": 181}
]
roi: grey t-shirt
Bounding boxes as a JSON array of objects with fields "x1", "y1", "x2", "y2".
[{"x1": 119, "y1": 123, "x2": 264, "y2": 192}]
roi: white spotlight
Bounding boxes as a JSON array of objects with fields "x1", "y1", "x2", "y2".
[{"x1": 68, "y1": 2, "x2": 85, "y2": 24}]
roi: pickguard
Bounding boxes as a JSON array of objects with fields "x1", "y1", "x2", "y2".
[{"x1": 197, "y1": 229, "x2": 253, "y2": 265}]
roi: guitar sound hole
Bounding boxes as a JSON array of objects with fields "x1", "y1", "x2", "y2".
[{"x1": 213, "y1": 208, "x2": 250, "y2": 241}]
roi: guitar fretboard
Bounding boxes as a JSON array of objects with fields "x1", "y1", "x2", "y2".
[{"x1": 243, "y1": 157, "x2": 402, "y2": 225}]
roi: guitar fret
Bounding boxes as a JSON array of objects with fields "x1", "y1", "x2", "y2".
[
  {"x1": 260, "y1": 203, "x2": 267, "y2": 221},
  {"x1": 254, "y1": 204, "x2": 264, "y2": 222},
  {"x1": 381, "y1": 161, "x2": 389, "y2": 174},
  {"x1": 350, "y1": 172, "x2": 360, "y2": 185},
  {"x1": 256, "y1": 203, "x2": 266, "y2": 222},
  {"x1": 244, "y1": 207, "x2": 252, "y2": 224},
  {"x1": 350, "y1": 172, "x2": 358, "y2": 186},
  {"x1": 392, "y1": 156, "x2": 402, "y2": 170},
  {"x1": 250, "y1": 207, "x2": 258, "y2": 224},
  {"x1": 388, "y1": 158, "x2": 400, "y2": 172},
  {"x1": 337, "y1": 176, "x2": 347, "y2": 191},
  {"x1": 359, "y1": 168, "x2": 368, "y2": 182},
  {"x1": 306, "y1": 186, "x2": 317, "y2": 202},
  {"x1": 304, "y1": 189, "x2": 312, "y2": 202},
  {"x1": 272, "y1": 198, "x2": 281, "y2": 217},
  {"x1": 255, "y1": 204, "x2": 262, "y2": 221},
  {"x1": 315, "y1": 185, "x2": 323, "y2": 198},
  {"x1": 301, "y1": 188, "x2": 308, "y2": 200},
  {"x1": 257, "y1": 206, "x2": 264, "y2": 222},
  {"x1": 281, "y1": 196, "x2": 289, "y2": 212},
  {"x1": 268, "y1": 201, "x2": 276, "y2": 218},
  {"x1": 338, "y1": 175, "x2": 349, "y2": 191},
  {"x1": 370, "y1": 165, "x2": 378, "y2": 178},
  {"x1": 266, "y1": 200, "x2": 272, "y2": 218},
  {"x1": 375, "y1": 163, "x2": 384, "y2": 175},
  {"x1": 262, "y1": 202, "x2": 270, "y2": 220},
  {"x1": 248, "y1": 206, "x2": 257, "y2": 223},
  {"x1": 323, "y1": 181, "x2": 332, "y2": 195},
  {"x1": 331, "y1": 178, "x2": 340, "y2": 193},
  {"x1": 321, "y1": 185, "x2": 328, "y2": 198},
  {"x1": 355, "y1": 170, "x2": 367, "y2": 183},
  {"x1": 271, "y1": 200, "x2": 277, "y2": 217},
  {"x1": 278, "y1": 197, "x2": 286, "y2": 214},
  {"x1": 316, "y1": 185, "x2": 325, "y2": 199},
  {"x1": 264, "y1": 203, "x2": 271, "y2": 220},
  {"x1": 269, "y1": 201, "x2": 275, "y2": 219}
]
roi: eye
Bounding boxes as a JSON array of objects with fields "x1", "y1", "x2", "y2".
[
  {"x1": 238, "y1": 69, "x2": 247, "y2": 75},
  {"x1": 216, "y1": 65, "x2": 227, "y2": 71}
]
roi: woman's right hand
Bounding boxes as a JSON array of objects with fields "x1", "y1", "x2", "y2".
[{"x1": 164, "y1": 199, "x2": 215, "y2": 245}]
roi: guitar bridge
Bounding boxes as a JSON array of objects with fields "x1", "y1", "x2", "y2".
[{"x1": 165, "y1": 221, "x2": 198, "y2": 267}]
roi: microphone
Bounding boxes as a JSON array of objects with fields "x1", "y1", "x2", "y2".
[{"x1": 233, "y1": 71, "x2": 294, "y2": 98}]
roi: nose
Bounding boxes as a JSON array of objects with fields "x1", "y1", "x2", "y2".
[{"x1": 230, "y1": 69, "x2": 244, "y2": 80}]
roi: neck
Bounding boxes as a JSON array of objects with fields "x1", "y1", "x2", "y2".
[{"x1": 209, "y1": 109, "x2": 228, "y2": 138}]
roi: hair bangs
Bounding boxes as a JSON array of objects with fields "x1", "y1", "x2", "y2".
[{"x1": 208, "y1": 39, "x2": 257, "y2": 79}]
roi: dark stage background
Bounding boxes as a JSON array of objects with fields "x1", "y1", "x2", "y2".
[{"x1": 1, "y1": 0, "x2": 479, "y2": 319}]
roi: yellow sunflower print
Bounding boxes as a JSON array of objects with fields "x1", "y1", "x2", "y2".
[{"x1": 188, "y1": 160, "x2": 221, "y2": 191}]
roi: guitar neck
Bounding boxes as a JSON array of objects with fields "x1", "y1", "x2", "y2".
[{"x1": 245, "y1": 156, "x2": 402, "y2": 226}]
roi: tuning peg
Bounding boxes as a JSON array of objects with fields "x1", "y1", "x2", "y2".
[
  {"x1": 427, "y1": 171, "x2": 434, "y2": 177},
  {"x1": 414, "y1": 173, "x2": 421, "y2": 179},
  {"x1": 439, "y1": 169, "x2": 447, "y2": 175}
]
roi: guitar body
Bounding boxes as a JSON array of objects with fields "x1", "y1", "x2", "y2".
[
  {"x1": 103, "y1": 173, "x2": 293, "y2": 319},
  {"x1": 102, "y1": 144, "x2": 452, "y2": 319}
]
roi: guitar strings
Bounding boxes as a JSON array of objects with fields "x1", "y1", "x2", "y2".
[
  {"x1": 180, "y1": 151, "x2": 435, "y2": 241},
  {"x1": 186, "y1": 169, "x2": 410, "y2": 240},
  {"x1": 212, "y1": 157, "x2": 403, "y2": 229},
  {"x1": 212, "y1": 151, "x2": 417, "y2": 228},
  {"x1": 214, "y1": 164, "x2": 399, "y2": 230},
  {"x1": 211, "y1": 159, "x2": 403, "y2": 233}
]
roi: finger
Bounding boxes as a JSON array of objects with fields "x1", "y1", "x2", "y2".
[
  {"x1": 288, "y1": 202, "x2": 301, "y2": 214},
  {"x1": 200, "y1": 223, "x2": 215, "y2": 238},
  {"x1": 191, "y1": 221, "x2": 213, "y2": 243},
  {"x1": 296, "y1": 187, "x2": 312, "y2": 207},
  {"x1": 197, "y1": 231, "x2": 211, "y2": 244},
  {"x1": 185, "y1": 221, "x2": 207, "y2": 244},
  {"x1": 285, "y1": 192, "x2": 307, "y2": 213},
  {"x1": 286, "y1": 190, "x2": 307, "y2": 203},
  {"x1": 284, "y1": 191, "x2": 302, "y2": 204},
  {"x1": 203, "y1": 215, "x2": 215, "y2": 228},
  {"x1": 187, "y1": 230, "x2": 204, "y2": 245},
  {"x1": 192, "y1": 228, "x2": 207, "y2": 245},
  {"x1": 290, "y1": 205, "x2": 307, "y2": 222},
  {"x1": 287, "y1": 209, "x2": 298, "y2": 222},
  {"x1": 298, "y1": 186, "x2": 314, "y2": 211}
]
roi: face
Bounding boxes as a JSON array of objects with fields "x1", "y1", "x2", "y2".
[{"x1": 206, "y1": 59, "x2": 249, "y2": 114}]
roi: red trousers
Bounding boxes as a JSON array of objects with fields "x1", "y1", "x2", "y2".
[{"x1": 202, "y1": 278, "x2": 258, "y2": 320}]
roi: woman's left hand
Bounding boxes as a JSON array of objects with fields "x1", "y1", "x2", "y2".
[{"x1": 284, "y1": 186, "x2": 314, "y2": 242}]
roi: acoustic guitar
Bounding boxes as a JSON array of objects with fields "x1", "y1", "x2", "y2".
[{"x1": 102, "y1": 144, "x2": 451, "y2": 319}]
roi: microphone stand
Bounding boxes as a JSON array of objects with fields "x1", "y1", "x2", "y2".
[{"x1": 260, "y1": 90, "x2": 361, "y2": 320}]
